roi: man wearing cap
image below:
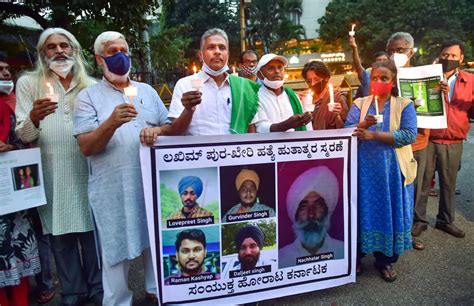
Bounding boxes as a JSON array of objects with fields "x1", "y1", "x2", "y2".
[
  {"x1": 169, "y1": 28, "x2": 259, "y2": 135},
  {"x1": 222, "y1": 169, "x2": 275, "y2": 221},
  {"x1": 279, "y1": 166, "x2": 344, "y2": 268},
  {"x1": 234, "y1": 225, "x2": 274, "y2": 271},
  {"x1": 168, "y1": 176, "x2": 213, "y2": 220},
  {"x1": 252, "y1": 53, "x2": 313, "y2": 133}
]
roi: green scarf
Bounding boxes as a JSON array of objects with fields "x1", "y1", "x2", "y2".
[
  {"x1": 284, "y1": 87, "x2": 307, "y2": 131},
  {"x1": 228, "y1": 75, "x2": 259, "y2": 134}
]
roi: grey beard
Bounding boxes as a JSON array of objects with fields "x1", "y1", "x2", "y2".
[{"x1": 293, "y1": 218, "x2": 329, "y2": 249}]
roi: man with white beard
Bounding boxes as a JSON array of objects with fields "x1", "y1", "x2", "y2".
[
  {"x1": 279, "y1": 166, "x2": 344, "y2": 268},
  {"x1": 15, "y1": 28, "x2": 102, "y2": 305},
  {"x1": 73, "y1": 31, "x2": 174, "y2": 305}
]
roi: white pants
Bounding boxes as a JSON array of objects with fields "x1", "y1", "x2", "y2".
[{"x1": 102, "y1": 248, "x2": 157, "y2": 306}]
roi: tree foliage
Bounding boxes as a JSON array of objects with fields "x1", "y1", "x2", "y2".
[
  {"x1": 318, "y1": 0, "x2": 473, "y2": 66},
  {"x1": 246, "y1": 0, "x2": 306, "y2": 54}
]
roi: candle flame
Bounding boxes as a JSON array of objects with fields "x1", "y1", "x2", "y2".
[{"x1": 193, "y1": 65, "x2": 197, "y2": 74}]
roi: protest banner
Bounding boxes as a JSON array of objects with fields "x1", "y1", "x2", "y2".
[
  {"x1": 0, "y1": 148, "x2": 47, "y2": 215},
  {"x1": 141, "y1": 129, "x2": 357, "y2": 305},
  {"x1": 397, "y1": 64, "x2": 447, "y2": 128}
]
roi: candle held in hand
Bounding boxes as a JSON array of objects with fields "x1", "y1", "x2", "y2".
[
  {"x1": 45, "y1": 82, "x2": 59, "y2": 102},
  {"x1": 123, "y1": 86, "x2": 138, "y2": 102},
  {"x1": 328, "y1": 83, "x2": 336, "y2": 111},
  {"x1": 349, "y1": 24, "x2": 356, "y2": 36}
]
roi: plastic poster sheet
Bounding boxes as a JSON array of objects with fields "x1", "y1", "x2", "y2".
[
  {"x1": 397, "y1": 64, "x2": 447, "y2": 128},
  {"x1": 0, "y1": 148, "x2": 47, "y2": 215},
  {"x1": 140, "y1": 129, "x2": 358, "y2": 305}
]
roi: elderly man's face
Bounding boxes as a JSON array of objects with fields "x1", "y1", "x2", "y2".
[
  {"x1": 102, "y1": 39, "x2": 128, "y2": 58},
  {"x1": 0, "y1": 61, "x2": 11, "y2": 80},
  {"x1": 387, "y1": 38, "x2": 413, "y2": 66},
  {"x1": 181, "y1": 187, "x2": 198, "y2": 209},
  {"x1": 238, "y1": 237, "x2": 260, "y2": 270},
  {"x1": 200, "y1": 34, "x2": 229, "y2": 71},
  {"x1": 239, "y1": 180, "x2": 257, "y2": 207},
  {"x1": 177, "y1": 239, "x2": 206, "y2": 276},
  {"x1": 296, "y1": 191, "x2": 328, "y2": 223},
  {"x1": 260, "y1": 59, "x2": 285, "y2": 81},
  {"x1": 44, "y1": 34, "x2": 73, "y2": 62}
]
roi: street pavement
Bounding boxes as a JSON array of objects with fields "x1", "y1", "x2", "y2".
[{"x1": 32, "y1": 128, "x2": 474, "y2": 305}]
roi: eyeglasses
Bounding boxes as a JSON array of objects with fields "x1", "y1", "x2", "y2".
[{"x1": 387, "y1": 47, "x2": 412, "y2": 55}]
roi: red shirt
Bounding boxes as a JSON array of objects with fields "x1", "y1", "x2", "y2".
[{"x1": 430, "y1": 70, "x2": 474, "y2": 144}]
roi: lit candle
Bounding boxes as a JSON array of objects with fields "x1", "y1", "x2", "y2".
[
  {"x1": 328, "y1": 83, "x2": 335, "y2": 104},
  {"x1": 328, "y1": 83, "x2": 336, "y2": 112},
  {"x1": 46, "y1": 82, "x2": 54, "y2": 95},
  {"x1": 232, "y1": 66, "x2": 238, "y2": 76},
  {"x1": 349, "y1": 24, "x2": 356, "y2": 36},
  {"x1": 123, "y1": 85, "x2": 138, "y2": 103},
  {"x1": 45, "y1": 82, "x2": 59, "y2": 102},
  {"x1": 304, "y1": 89, "x2": 313, "y2": 112},
  {"x1": 418, "y1": 83, "x2": 423, "y2": 99},
  {"x1": 191, "y1": 66, "x2": 203, "y2": 90},
  {"x1": 374, "y1": 95, "x2": 379, "y2": 115}
]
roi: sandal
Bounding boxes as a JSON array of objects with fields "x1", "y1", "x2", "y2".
[
  {"x1": 429, "y1": 189, "x2": 438, "y2": 196},
  {"x1": 145, "y1": 292, "x2": 158, "y2": 304},
  {"x1": 378, "y1": 265, "x2": 397, "y2": 282},
  {"x1": 37, "y1": 290, "x2": 56, "y2": 304},
  {"x1": 412, "y1": 238, "x2": 425, "y2": 250}
]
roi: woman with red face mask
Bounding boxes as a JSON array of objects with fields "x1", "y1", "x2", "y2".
[{"x1": 345, "y1": 60, "x2": 417, "y2": 282}]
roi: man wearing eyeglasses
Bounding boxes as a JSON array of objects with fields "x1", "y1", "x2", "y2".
[
  {"x1": 414, "y1": 39, "x2": 473, "y2": 239},
  {"x1": 385, "y1": 32, "x2": 427, "y2": 251}
]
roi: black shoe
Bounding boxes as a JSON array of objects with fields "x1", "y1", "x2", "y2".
[
  {"x1": 455, "y1": 189, "x2": 461, "y2": 195},
  {"x1": 435, "y1": 222, "x2": 465, "y2": 238},
  {"x1": 411, "y1": 223, "x2": 428, "y2": 237}
]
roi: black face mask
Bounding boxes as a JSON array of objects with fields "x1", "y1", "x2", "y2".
[
  {"x1": 310, "y1": 79, "x2": 327, "y2": 95},
  {"x1": 439, "y1": 58, "x2": 460, "y2": 73}
]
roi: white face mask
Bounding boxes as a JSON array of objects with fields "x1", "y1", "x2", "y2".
[
  {"x1": 390, "y1": 53, "x2": 409, "y2": 68},
  {"x1": 202, "y1": 62, "x2": 229, "y2": 76},
  {"x1": 263, "y1": 77, "x2": 284, "y2": 89},
  {"x1": 48, "y1": 58, "x2": 75, "y2": 79},
  {"x1": 0, "y1": 80, "x2": 14, "y2": 95}
]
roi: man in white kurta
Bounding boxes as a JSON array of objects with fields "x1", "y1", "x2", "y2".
[
  {"x1": 15, "y1": 28, "x2": 102, "y2": 305},
  {"x1": 252, "y1": 53, "x2": 312, "y2": 133}
]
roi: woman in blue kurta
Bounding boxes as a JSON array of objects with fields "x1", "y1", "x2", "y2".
[{"x1": 345, "y1": 60, "x2": 417, "y2": 282}]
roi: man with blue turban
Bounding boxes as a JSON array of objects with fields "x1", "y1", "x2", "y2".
[{"x1": 168, "y1": 176, "x2": 212, "y2": 220}]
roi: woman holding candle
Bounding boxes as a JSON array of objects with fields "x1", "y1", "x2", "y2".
[
  {"x1": 301, "y1": 61, "x2": 348, "y2": 130},
  {"x1": 345, "y1": 60, "x2": 417, "y2": 282}
]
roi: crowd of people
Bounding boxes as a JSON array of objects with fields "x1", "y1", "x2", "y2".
[{"x1": 0, "y1": 25, "x2": 472, "y2": 306}]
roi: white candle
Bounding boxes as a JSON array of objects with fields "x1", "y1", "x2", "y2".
[
  {"x1": 46, "y1": 82, "x2": 54, "y2": 95},
  {"x1": 328, "y1": 83, "x2": 335, "y2": 104},
  {"x1": 124, "y1": 86, "x2": 137, "y2": 98},
  {"x1": 304, "y1": 89, "x2": 313, "y2": 112},
  {"x1": 232, "y1": 66, "x2": 238, "y2": 76},
  {"x1": 418, "y1": 83, "x2": 423, "y2": 99},
  {"x1": 191, "y1": 66, "x2": 203, "y2": 90},
  {"x1": 374, "y1": 95, "x2": 379, "y2": 115},
  {"x1": 349, "y1": 24, "x2": 356, "y2": 36}
]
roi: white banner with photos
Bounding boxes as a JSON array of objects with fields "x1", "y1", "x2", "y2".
[{"x1": 141, "y1": 129, "x2": 358, "y2": 305}]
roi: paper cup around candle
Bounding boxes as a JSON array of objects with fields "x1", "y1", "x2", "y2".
[
  {"x1": 328, "y1": 103, "x2": 335, "y2": 112},
  {"x1": 349, "y1": 31, "x2": 355, "y2": 36},
  {"x1": 191, "y1": 78, "x2": 203, "y2": 90},
  {"x1": 375, "y1": 114, "x2": 383, "y2": 123},
  {"x1": 46, "y1": 93, "x2": 59, "y2": 103},
  {"x1": 415, "y1": 98, "x2": 425, "y2": 107}
]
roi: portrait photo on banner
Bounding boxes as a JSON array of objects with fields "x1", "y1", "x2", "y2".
[
  {"x1": 219, "y1": 163, "x2": 276, "y2": 223},
  {"x1": 277, "y1": 158, "x2": 345, "y2": 269},
  {"x1": 161, "y1": 225, "x2": 221, "y2": 286},
  {"x1": 160, "y1": 167, "x2": 219, "y2": 228},
  {"x1": 10, "y1": 164, "x2": 40, "y2": 191},
  {"x1": 220, "y1": 219, "x2": 277, "y2": 279}
]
